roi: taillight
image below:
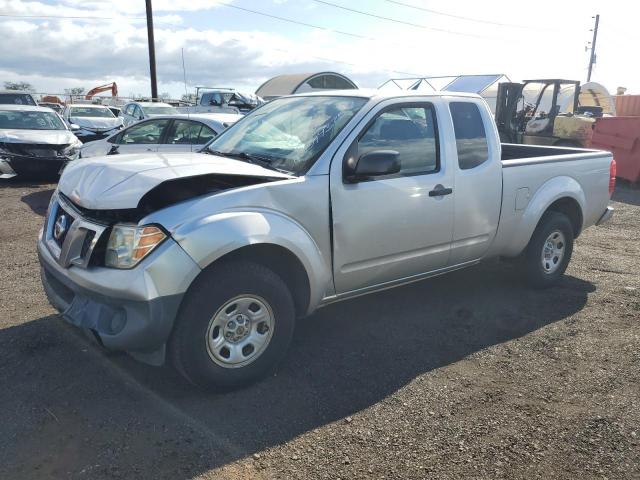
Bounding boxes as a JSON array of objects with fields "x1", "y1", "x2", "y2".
[{"x1": 609, "y1": 158, "x2": 616, "y2": 196}]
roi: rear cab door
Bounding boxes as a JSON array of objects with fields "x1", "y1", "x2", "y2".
[
  {"x1": 329, "y1": 97, "x2": 455, "y2": 294},
  {"x1": 446, "y1": 97, "x2": 502, "y2": 265}
]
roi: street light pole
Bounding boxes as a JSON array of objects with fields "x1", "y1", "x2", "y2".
[
  {"x1": 145, "y1": 0, "x2": 158, "y2": 101},
  {"x1": 587, "y1": 14, "x2": 600, "y2": 83}
]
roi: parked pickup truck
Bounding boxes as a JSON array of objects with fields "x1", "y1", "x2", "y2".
[{"x1": 38, "y1": 90, "x2": 615, "y2": 389}]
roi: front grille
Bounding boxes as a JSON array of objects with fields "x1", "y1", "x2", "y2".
[
  {"x1": 2, "y1": 143, "x2": 68, "y2": 158},
  {"x1": 45, "y1": 194, "x2": 108, "y2": 269},
  {"x1": 77, "y1": 133, "x2": 109, "y2": 143}
]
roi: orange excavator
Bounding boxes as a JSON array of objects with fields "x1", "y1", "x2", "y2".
[{"x1": 85, "y1": 82, "x2": 118, "y2": 100}]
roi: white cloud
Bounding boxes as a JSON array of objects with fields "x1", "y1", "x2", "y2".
[{"x1": 0, "y1": 0, "x2": 639, "y2": 98}]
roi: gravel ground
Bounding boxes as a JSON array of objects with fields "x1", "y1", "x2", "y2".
[{"x1": 0, "y1": 180, "x2": 638, "y2": 480}]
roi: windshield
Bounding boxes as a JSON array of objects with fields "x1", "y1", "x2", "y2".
[
  {"x1": 144, "y1": 106, "x2": 179, "y2": 115},
  {"x1": 0, "y1": 110, "x2": 67, "y2": 130},
  {"x1": 206, "y1": 96, "x2": 367, "y2": 174},
  {"x1": 69, "y1": 106, "x2": 114, "y2": 118}
]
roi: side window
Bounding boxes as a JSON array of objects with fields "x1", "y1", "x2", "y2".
[
  {"x1": 358, "y1": 105, "x2": 438, "y2": 176},
  {"x1": 119, "y1": 120, "x2": 169, "y2": 144},
  {"x1": 166, "y1": 120, "x2": 197, "y2": 144},
  {"x1": 450, "y1": 102, "x2": 489, "y2": 170},
  {"x1": 124, "y1": 105, "x2": 134, "y2": 116},
  {"x1": 196, "y1": 124, "x2": 217, "y2": 144},
  {"x1": 133, "y1": 105, "x2": 143, "y2": 119}
]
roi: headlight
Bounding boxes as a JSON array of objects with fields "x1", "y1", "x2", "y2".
[
  {"x1": 105, "y1": 224, "x2": 167, "y2": 269},
  {"x1": 63, "y1": 141, "x2": 82, "y2": 160}
]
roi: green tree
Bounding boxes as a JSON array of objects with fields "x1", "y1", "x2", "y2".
[
  {"x1": 64, "y1": 87, "x2": 86, "y2": 96},
  {"x1": 4, "y1": 81, "x2": 35, "y2": 92}
]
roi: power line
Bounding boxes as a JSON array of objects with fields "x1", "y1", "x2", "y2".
[
  {"x1": 383, "y1": 0, "x2": 560, "y2": 31},
  {"x1": 311, "y1": 0, "x2": 521, "y2": 39}
]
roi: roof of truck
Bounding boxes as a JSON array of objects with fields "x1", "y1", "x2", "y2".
[{"x1": 290, "y1": 88, "x2": 483, "y2": 100}]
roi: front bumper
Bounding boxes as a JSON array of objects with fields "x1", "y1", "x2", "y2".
[
  {"x1": 38, "y1": 218, "x2": 201, "y2": 365},
  {"x1": 596, "y1": 206, "x2": 614, "y2": 226},
  {"x1": 1, "y1": 154, "x2": 67, "y2": 178}
]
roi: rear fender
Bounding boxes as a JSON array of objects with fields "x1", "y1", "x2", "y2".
[
  {"x1": 506, "y1": 176, "x2": 585, "y2": 256},
  {"x1": 172, "y1": 209, "x2": 330, "y2": 313}
]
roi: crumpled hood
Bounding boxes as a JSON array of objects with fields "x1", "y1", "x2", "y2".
[
  {"x1": 0, "y1": 129, "x2": 78, "y2": 145},
  {"x1": 58, "y1": 152, "x2": 293, "y2": 210},
  {"x1": 70, "y1": 116, "x2": 122, "y2": 131}
]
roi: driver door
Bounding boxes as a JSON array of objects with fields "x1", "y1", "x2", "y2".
[
  {"x1": 330, "y1": 101, "x2": 454, "y2": 294},
  {"x1": 113, "y1": 119, "x2": 170, "y2": 155}
]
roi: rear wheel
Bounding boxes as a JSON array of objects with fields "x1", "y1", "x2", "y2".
[
  {"x1": 522, "y1": 211, "x2": 574, "y2": 288},
  {"x1": 169, "y1": 260, "x2": 295, "y2": 390}
]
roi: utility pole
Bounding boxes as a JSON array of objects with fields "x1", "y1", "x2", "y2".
[
  {"x1": 587, "y1": 14, "x2": 600, "y2": 82},
  {"x1": 145, "y1": 0, "x2": 158, "y2": 101}
]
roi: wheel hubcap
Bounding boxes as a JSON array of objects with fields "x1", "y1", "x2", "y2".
[
  {"x1": 206, "y1": 295, "x2": 274, "y2": 368},
  {"x1": 541, "y1": 230, "x2": 566, "y2": 274}
]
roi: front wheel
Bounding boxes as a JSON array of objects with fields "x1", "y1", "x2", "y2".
[
  {"x1": 169, "y1": 260, "x2": 296, "y2": 390},
  {"x1": 522, "y1": 211, "x2": 574, "y2": 288}
]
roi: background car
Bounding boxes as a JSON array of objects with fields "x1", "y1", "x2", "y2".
[
  {"x1": 62, "y1": 104, "x2": 124, "y2": 143},
  {"x1": 119, "y1": 101, "x2": 179, "y2": 127},
  {"x1": 79, "y1": 113, "x2": 241, "y2": 158},
  {"x1": 0, "y1": 90, "x2": 38, "y2": 106},
  {"x1": 0, "y1": 105, "x2": 81, "y2": 178},
  {"x1": 37, "y1": 102, "x2": 63, "y2": 114}
]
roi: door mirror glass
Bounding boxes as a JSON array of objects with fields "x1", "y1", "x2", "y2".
[{"x1": 344, "y1": 149, "x2": 400, "y2": 183}]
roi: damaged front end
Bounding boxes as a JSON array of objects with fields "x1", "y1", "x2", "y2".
[
  {"x1": 38, "y1": 170, "x2": 284, "y2": 364},
  {"x1": 0, "y1": 141, "x2": 80, "y2": 179},
  {"x1": 51, "y1": 171, "x2": 286, "y2": 269}
]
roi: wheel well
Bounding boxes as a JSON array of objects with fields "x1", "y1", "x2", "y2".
[
  {"x1": 546, "y1": 197, "x2": 583, "y2": 237},
  {"x1": 207, "y1": 244, "x2": 311, "y2": 316}
]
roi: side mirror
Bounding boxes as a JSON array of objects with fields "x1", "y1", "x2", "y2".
[
  {"x1": 138, "y1": 115, "x2": 144, "y2": 121},
  {"x1": 344, "y1": 148, "x2": 400, "y2": 183},
  {"x1": 70, "y1": 124, "x2": 80, "y2": 131}
]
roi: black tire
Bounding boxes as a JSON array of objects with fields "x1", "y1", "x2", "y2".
[
  {"x1": 522, "y1": 211, "x2": 574, "y2": 289},
  {"x1": 169, "y1": 260, "x2": 295, "y2": 390}
]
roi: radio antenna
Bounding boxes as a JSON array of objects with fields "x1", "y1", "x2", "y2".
[
  {"x1": 181, "y1": 47, "x2": 190, "y2": 118},
  {"x1": 181, "y1": 47, "x2": 194, "y2": 149}
]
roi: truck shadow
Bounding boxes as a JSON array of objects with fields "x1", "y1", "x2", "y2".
[
  {"x1": 20, "y1": 188, "x2": 55, "y2": 216},
  {"x1": 0, "y1": 262, "x2": 595, "y2": 479}
]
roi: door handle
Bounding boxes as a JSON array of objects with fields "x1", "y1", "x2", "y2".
[{"x1": 429, "y1": 186, "x2": 453, "y2": 197}]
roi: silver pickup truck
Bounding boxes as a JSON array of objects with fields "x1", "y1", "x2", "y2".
[{"x1": 38, "y1": 90, "x2": 615, "y2": 389}]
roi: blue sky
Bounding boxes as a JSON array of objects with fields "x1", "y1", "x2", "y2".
[{"x1": 0, "y1": 0, "x2": 637, "y2": 98}]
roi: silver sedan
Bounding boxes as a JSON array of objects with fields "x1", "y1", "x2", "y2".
[{"x1": 79, "y1": 113, "x2": 243, "y2": 159}]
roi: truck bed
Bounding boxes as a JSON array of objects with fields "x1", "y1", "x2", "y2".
[{"x1": 489, "y1": 143, "x2": 613, "y2": 259}]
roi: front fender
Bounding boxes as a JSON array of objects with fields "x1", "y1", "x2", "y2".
[
  {"x1": 172, "y1": 209, "x2": 331, "y2": 312},
  {"x1": 508, "y1": 176, "x2": 586, "y2": 256}
]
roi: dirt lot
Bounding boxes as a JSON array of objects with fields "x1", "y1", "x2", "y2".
[{"x1": 0, "y1": 181, "x2": 638, "y2": 480}]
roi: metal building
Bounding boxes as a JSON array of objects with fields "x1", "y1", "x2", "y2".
[{"x1": 255, "y1": 72, "x2": 357, "y2": 100}]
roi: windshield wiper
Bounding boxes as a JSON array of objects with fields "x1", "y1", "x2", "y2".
[{"x1": 208, "y1": 150, "x2": 292, "y2": 175}]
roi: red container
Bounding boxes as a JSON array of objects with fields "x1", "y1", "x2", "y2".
[
  {"x1": 615, "y1": 95, "x2": 640, "y2": 117},
  {"x1": 591, "y1": 117, "x2": 640, "y2": 183}
]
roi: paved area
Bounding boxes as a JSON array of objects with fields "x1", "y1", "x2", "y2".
[{"x1": 0, "y1": 181, "x2": 638, "y2": 479}]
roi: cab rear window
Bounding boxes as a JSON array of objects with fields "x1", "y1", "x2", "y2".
[{"x1": 450, "y1": 102, "x2": 489, "y2": 170}]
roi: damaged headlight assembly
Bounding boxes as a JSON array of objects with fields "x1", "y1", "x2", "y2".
[
  {"x1": 63, "y1": 141, "x2": 82, "y2": 160},
  {"x1": 105, "y1": 224, "x2": 167, "y2": 269}
]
